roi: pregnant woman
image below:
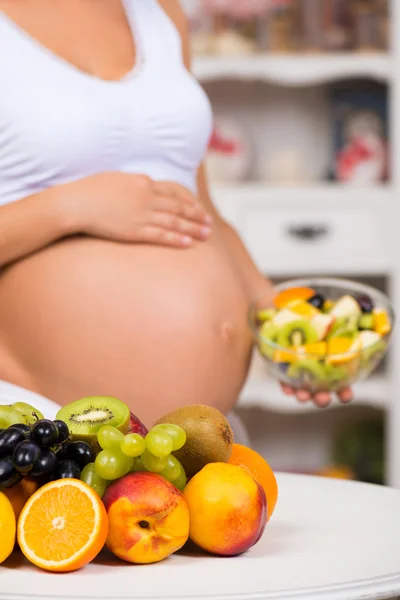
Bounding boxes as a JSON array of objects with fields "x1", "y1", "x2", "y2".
[{"x1": 0, "y1": 0, "x2": 352, "y2": 430}]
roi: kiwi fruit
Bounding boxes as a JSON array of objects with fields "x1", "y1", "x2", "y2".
[
  {"x1": 259, "y1": 322, "x2": 279, "y2": 359},
  {"x1": 154, "y1": 405, "x2": 234, "y2": 479},
  {"x1": 277, "y1": 319, "x2": 318, "y2": 349},
  {"x1": 327, "y1": 317, "x2": 357, "y2": 341},
  {"x1": 56, "y1": 396, "x2": 130, "y2": 450},
  {"x1": 287, "y1": 359, "x2": 327, "y2": 385},
  {"x1": 11, "y1": 402, "x2": 44, "y2": 424},
  {"x1": 0, "y1": 405, "x2": 29, "y2": 428},
  {"x1": 256, "y1": 308, "x2": 277, "y2": 323}
]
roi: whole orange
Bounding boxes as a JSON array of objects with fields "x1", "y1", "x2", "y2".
[
  {"x1": 184, "y1": 463, "x2": 266, "y2": 557},
  {"x1": 228, "y1": 443, "x2": 278, "y2": 521}
]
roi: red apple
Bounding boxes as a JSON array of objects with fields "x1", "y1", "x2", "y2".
[{"x1": 128, "y1": 412, "x2": 148, "y2": 437}]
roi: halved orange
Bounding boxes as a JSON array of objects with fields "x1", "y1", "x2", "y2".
[
  {"x1": 274, "y1": 287, "x2": 315, "y2": 310},
  {"x1": 18, "y1": 479, "x2": 108, "y2": 572}
]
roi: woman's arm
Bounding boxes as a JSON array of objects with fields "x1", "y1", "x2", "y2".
[{"x1": 0, "y1": 187, "x2": 75, "y2": 269}]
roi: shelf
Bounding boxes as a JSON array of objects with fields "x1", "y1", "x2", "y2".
[
  {"x1": 193, "y1": 53, "x2": 392, "y2": 86},
  {"x1": 238, "y1": 374, "x2": 390, "y2": 414}
]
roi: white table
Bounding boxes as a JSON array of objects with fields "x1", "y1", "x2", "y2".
[{"x1": 1, "y1": 473, "x2": 400, "y2": 600}]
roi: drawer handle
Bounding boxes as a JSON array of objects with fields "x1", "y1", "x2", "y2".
[{"x1": 287, "y1": 225, "x2": 330, "y2": 241}]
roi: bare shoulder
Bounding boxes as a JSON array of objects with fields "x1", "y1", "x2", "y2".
[{"x1": 157, "y1": 0, "x2": 191, "y2": 68}]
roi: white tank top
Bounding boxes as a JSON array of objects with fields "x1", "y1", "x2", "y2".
[{"x1": 0, "y1": 0, "x2": 213, "y2": 206}]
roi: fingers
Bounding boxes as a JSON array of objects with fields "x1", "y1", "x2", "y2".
[
  {"x1": 153, "y1": 181, "x2": 197, "y2": 206},
  {"x1": 337, "y1": 387, "x2": 353, "y2": 404},
  {"x1": 154, "y1": 195, "x2": 212, "y2": 226},
  {"x1": 280, "y1": 382, "x2": 353, "y2": 408},
  {"x1": 151, "y1": 212, "x2": 212, "y2": 241},
  {"x1": 137, "y1": 226, "x2": 193, "y2": 248}
]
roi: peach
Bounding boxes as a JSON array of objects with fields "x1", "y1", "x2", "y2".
[
  {"x1": 184, "y1": 463, "x2": 267, "y2": 556},
  {"x1": 102, "y1": 472, "x2": 189, "y2": 564}
]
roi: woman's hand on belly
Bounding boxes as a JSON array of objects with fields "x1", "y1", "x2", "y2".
[{"x1": 62, "y1": 172, "x2": 212, "y2": 248}]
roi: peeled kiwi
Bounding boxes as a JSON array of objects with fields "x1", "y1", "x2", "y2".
[
  {"x1": 56, "y1": 396, "x2": 130, "y2": 450},
  {"x1": 277, "y1": 319, "x2": 318, "y2": 348},
  {"x1": 324, "y1": 364, "x2": 348, "y2": 389},
  {"x1": 359, "y1": 314, "x2": 375, "y2": 331},
  {"x1": 259, "y1": 322, "x2": 280, "y2": 358},
  {"x1": 0, "y1": 405, "x2": 28, "y2": 428},
  {"x1": 287, "y1": 359, "x2": 327, "y2": 384}
]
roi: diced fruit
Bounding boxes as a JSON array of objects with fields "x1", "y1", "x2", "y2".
[
  {"x1": 327, "y1": 316, "x2": 357, "y2": 340},
  {"x1": 103, "y1": 472, "x2": 190, "y2": 564},
  {"x1": 17, "y1": 479, "x2": 108, "y2": 572},
  {"x1": 373, "y1": 309, "x2": 391, "y2": 336},
  {"x1": 274, "y1": 287, "x2": 315, "y2": 309},
  {"x1": 120, "y1": 433, "x2": 146, "y2": 458},
  {"x1": 359, "y1": 314, "x2": 375, "y2": 331},
  {"x1": 331, "y1": 295, "x2": 361, "y2": 327},
  {"x1": 308, "y1": 294, "x2": 325, "y2": 310},
  {"x1": 311, "y1": 313, "x2": 335, "y2": 341},
  {"x1": 356, "y1": 295, "x2": 374, "y2": 314},
  {"x1": 287, "y1": 359, "x2": 327, "y2": 383},
  {"x1": 358, "y1": 330, "x2": 382, "y2": 349},
  {"x1": 272, "y1": 309, "x2": 304, "y2": 328},
  {"x1": 322, "y1": 299, "x2": 334, "y2": 313},
  {"x1": 259, "y1": 322, "x2": 279, "y2": 359},
  {"x1": 327, "y1": 337, "x2": 362, "y2": 365},
  {"x1": 300, "y1": 342, "x2": 328, "y2": 356},
  {"x1": 287, "y1": 300, "x2": 320, "y2": 319},
  {"x1": 276, "y1": 319, "x2": 319, "y2": 348},
  {"x1": 273, "y1": 349, "x2": 299, "y2": 364},
  {"x1": 0, "y1": 491, "x2": 16, "y2": 564},
  {"x1": 256, "y1": 308, "x2": 277, "y2": 322}
]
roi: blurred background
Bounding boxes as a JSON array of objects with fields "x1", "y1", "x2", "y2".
[{"x1": 182, "y1": 0, "x2": 398, "y2": 487}]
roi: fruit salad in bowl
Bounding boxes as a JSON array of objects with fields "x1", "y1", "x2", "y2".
[{"x1": 249, "y1": 278, "x2": 394, "y2": 394}]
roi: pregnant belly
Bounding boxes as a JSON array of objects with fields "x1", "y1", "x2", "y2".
[{"x1": 0, "y1": 236, "x2": 252, "y2": 426}]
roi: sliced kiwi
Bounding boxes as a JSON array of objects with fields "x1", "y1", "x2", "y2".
[
  {"x1": 256, "y1": 308, "x2": 277, "y2": 323},
  {"x1": 258, "y1": 322, "x2": 279, "y2": 359},
  {"x1": 327, "y1": 317, "x2": 357, "y2": 341},
  {"x1": 277, "y1": 319, "x2": 318, "y2": 349},
  {"x1": 287, "y1": 359, "x2": 327, "y2": 384},
  {"x1": 56, "y1": 396, "x2": 130, "y2": 450},
  {"x1": 0, "y1": 405, "x2": 28, "y2": 428},
  {"x1": 11, "y1": 402, "x2": 44, "y2": 424}
]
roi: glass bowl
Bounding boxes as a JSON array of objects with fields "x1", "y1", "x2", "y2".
[{"x1": 249, "y1": 277, "x2": 395, "y2": 393}]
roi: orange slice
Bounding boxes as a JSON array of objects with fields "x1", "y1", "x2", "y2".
[
  {"x1": 274, "y1": 287, "x2": 315, "y2": 310},
  {"x1": 18, "y1": 479, "x2": 108, "y2": 572},
  {"x1": 327, "y1": 337, "x2": 361, "y2": 365},
  {"x1": 273, "y1": 349, "x2": 298, "y2": 363},
  {"x1": 373, "y1": 309, "x2": 391, "y2": 336},
  {"x1": 287, "y1": 300, "x2": 320, "y2": 319}
]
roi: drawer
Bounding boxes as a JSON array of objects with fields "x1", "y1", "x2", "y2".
[{"x1": 241, "y1": 206, "x2": 386, "y2": 270}]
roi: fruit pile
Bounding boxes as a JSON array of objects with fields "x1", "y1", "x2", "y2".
[
  {"x1": 255, "y1": 286, "x2": 392, "y2": 390},
  {"x1": 0, "y1": 399, "x2": 278, "y2": 573}
]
